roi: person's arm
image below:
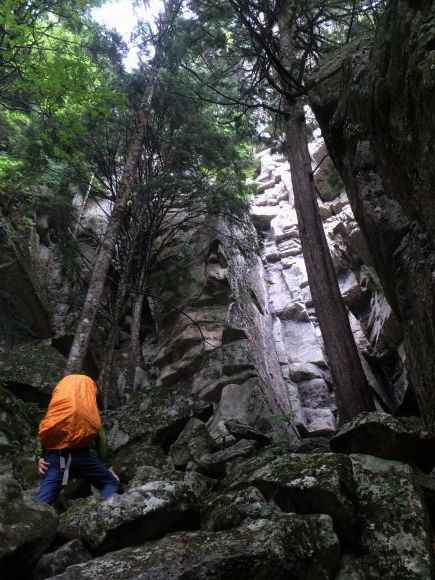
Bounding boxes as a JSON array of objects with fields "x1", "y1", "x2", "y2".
[
  {"x1": 35, "y1": 435, "x2": 49, "y2": 476},
  {"x1": 95, "y1": 426, "x2": 110, "y2": 466},
  {"x1": 35, "y1": 435, "x2": 44, "y2": 461},
  {"x1": 95, "y1": 426, "x2": 120, "y2": 482}
]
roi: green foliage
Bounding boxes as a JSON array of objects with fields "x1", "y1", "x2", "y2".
[
  {"x1": 325, "y1": 170, "x2": 344, "y2": 197},
  {"x1": 149, "y1": 257, "x2": 193, "y2": 300},
  {"x1": 0, "y1": 0, "x2": 126, "y2": 241},
  {"x1": 259, "y1": 501, "x2": 276, "y2": 518},
  {"x1": 267, "y1": 412, "x2": 297, "y2": 455}
]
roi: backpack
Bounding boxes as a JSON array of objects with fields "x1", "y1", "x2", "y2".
[{"x1": 38, "y1": 374, "x2": 101, "y2": 450}]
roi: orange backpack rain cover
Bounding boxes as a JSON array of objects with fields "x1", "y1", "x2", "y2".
[{"x1": 38, "y1": 375, "x2": 101, "y2": 450}]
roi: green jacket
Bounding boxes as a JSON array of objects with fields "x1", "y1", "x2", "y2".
[{"x1": 35, "y1": 426, "x2": 110, "y2": 467}]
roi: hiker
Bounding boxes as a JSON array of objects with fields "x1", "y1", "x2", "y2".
[{"x1": 35, "y1": 374, "x2": 119, "y2": 505}]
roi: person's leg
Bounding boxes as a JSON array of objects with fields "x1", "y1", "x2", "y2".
[
  {"x1": 71, "y1": 451, "x2": 119, "y2": 499},
  {"x1": 35, "y1": 452, "x2": 63, "y2": 505}
]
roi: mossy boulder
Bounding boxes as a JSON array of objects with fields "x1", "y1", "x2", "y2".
[
  {"x1": 34, "y1": 539, "x2": 92, "y2": 580},
  {"x1": 202, "y1": 486, "x2": 275, "y2": 532},
  {"x1": 50, "y1": 514, "x2": 340, "y2": 579},
  {"x1": 104, "y1": 387, "x2": 213, "y2": 452},
  {"x1": 0, "y1": 345, "x2": 65, "y2": 404},
  {"x1": 349, "y1": 454, "x2": 433, "y2": 578},
  {"x1": 331, "y1": 412, "x2": 435, "y2": 470},
  {"x1": 0, "y1": 385, "x2": 37, "y2": 448},
  {"x1": 12, "y1": 451, "x2": 41, "y2": 490},
  {"x1": 0, "y1": 475, "x2": 58, "y2": 579},
  {"x1": 231, "y1": 452, "x2": 358, "y2": 545},
  {"x1": 111, "y1": 441, "x2": 167, "y2": 484},
  {"x1": 58, "y1": 477, "x2": 204, "y2": 555},
  {"x1": 198, "y1": 439, "x2": 260, "y2": 478}
]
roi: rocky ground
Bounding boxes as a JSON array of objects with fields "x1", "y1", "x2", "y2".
[{"x1": 1, "y1": 377, "x2": 435, "y2": 579}]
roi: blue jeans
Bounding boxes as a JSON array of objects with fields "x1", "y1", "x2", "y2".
[{"x1": 35, "y1": 448, "x2": 119, "y2": 505}]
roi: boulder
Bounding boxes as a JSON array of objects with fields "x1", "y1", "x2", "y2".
[
  {"x1": 58, "y1": 477, "x2": 203, "y2": 554},
  {"x1": 50, "y1": 514, "x2": 340, "y2": 579},
  {"x1": 0, "y1": 385, "x2": 36, "y2": 448},
  {"x1": 294, "y1": 436, "x2": 331, "y2": 454},
  {"x1": 0, "y1": 475, "x2": 58, "y2": 579},
  {"x1": 349, "y1": 454, "x2": 433, "y2": 578},
  {"x1": 413, "y1": 469, "x2": 435, "y2": 525},
  {"x1": 202, "y1": 487, "x2": 273, "y2": 531},
  {"x1": 112, "y1": 442, "x2": 167, "y2": 484},
  {"x1": 331, "y1": 412, "x2": 435, "y2": 471},
  {"x1": 105, "y1": 387, "x2": 213, "y2": 452},
  {"x1": 335, "y1": 554, "x2": 367, "y2": 579},
  {"x1": 34, "y1": 540, "x2": 92, "y2": 580},
  {"x1": 224, "y1": 419, "x2": 271, "y2": 445},
  {"x1": 169, "y1": 418, "x2": 215, "y2": 470},
  {"x1": 199, "y1": 439, "x2": 259, "y2": 477},
  {"x1": 231, "y1": 452, "x2": 358, "y2": 545},
  {"x1": 0, "y1": 345, "x2": 65, "y2": 405}
]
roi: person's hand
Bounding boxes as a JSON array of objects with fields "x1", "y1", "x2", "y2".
[
  {"x1": 108, "y1": 467, "x2": 120, "y2": 482},
  {"x1": 38, "y1": 458, "x2": 49, "y2": 476}
]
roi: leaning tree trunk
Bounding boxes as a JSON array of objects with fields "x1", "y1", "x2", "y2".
[
  {"x1": 64, "y1": 5, "x2": 175, "y2": 375},
  {"x1": 278, "y1": 15, "x2": 375, "y2": 424},
  {"x1": 285, "y1": 105, "x2": 375, "y2": 424}
]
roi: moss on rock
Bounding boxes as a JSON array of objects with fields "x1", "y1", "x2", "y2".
[{"x1": 0, "y1": 345, "x2": 65, "y2": 403}]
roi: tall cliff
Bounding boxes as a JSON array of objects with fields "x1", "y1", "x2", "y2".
[
  {"x1": 307, "y1": 0, "x2": 435, "y2": 429},
  {"x1": 2, "y1": 1, "x2": 435, "y2": 577}
]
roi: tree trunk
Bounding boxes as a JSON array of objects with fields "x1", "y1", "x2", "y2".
[
  {"x1": 65, "y1": 5, "x2": 175, "y2": 375},
  {"x1": 284, "y1": 106, "x2": 375, "y2": 423},
  {"x1": 98, "y1": 269, "x2": 130, "y2": 409},
  {"x1": 278, "y1": 14, "x2": 375, "y2": 424},
  {"x1": 124, "y1": 288, "x2": 146, "y2": 395}
]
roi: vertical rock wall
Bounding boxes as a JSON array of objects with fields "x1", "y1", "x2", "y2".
[
  {"x1": 251, "y1": 140, "x2": 407, "y2": 435},
  {"x1": 307, "y1": 0, "x2": 435, "y2": 428},
  {"x1": 148, "y1": 215, "x2": 297, "y2": 444},
  {"x1": 147, "y1": 132, "x2": 406, "y2": 440}
]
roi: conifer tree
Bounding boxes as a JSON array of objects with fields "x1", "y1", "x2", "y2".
[
  {"x1": 187, "y1": 0, "x2": 381, "y2": 423},
  {"x1": 65, "y1": 1, "x2": 184, "y2": 374}
]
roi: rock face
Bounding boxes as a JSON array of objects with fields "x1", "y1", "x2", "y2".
[
  {"x1": 251, "y1": 142, "x2": 407, "y2": 431},
  {"x1": 58, "y1": 477, "x2": 203, "y2": 554},
  {"x1": 147, "y1": 213, "x2": 298, "y2": 443},
  {"x1": 307, "y1": 0, "x2": 435, "y2": 428}
]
